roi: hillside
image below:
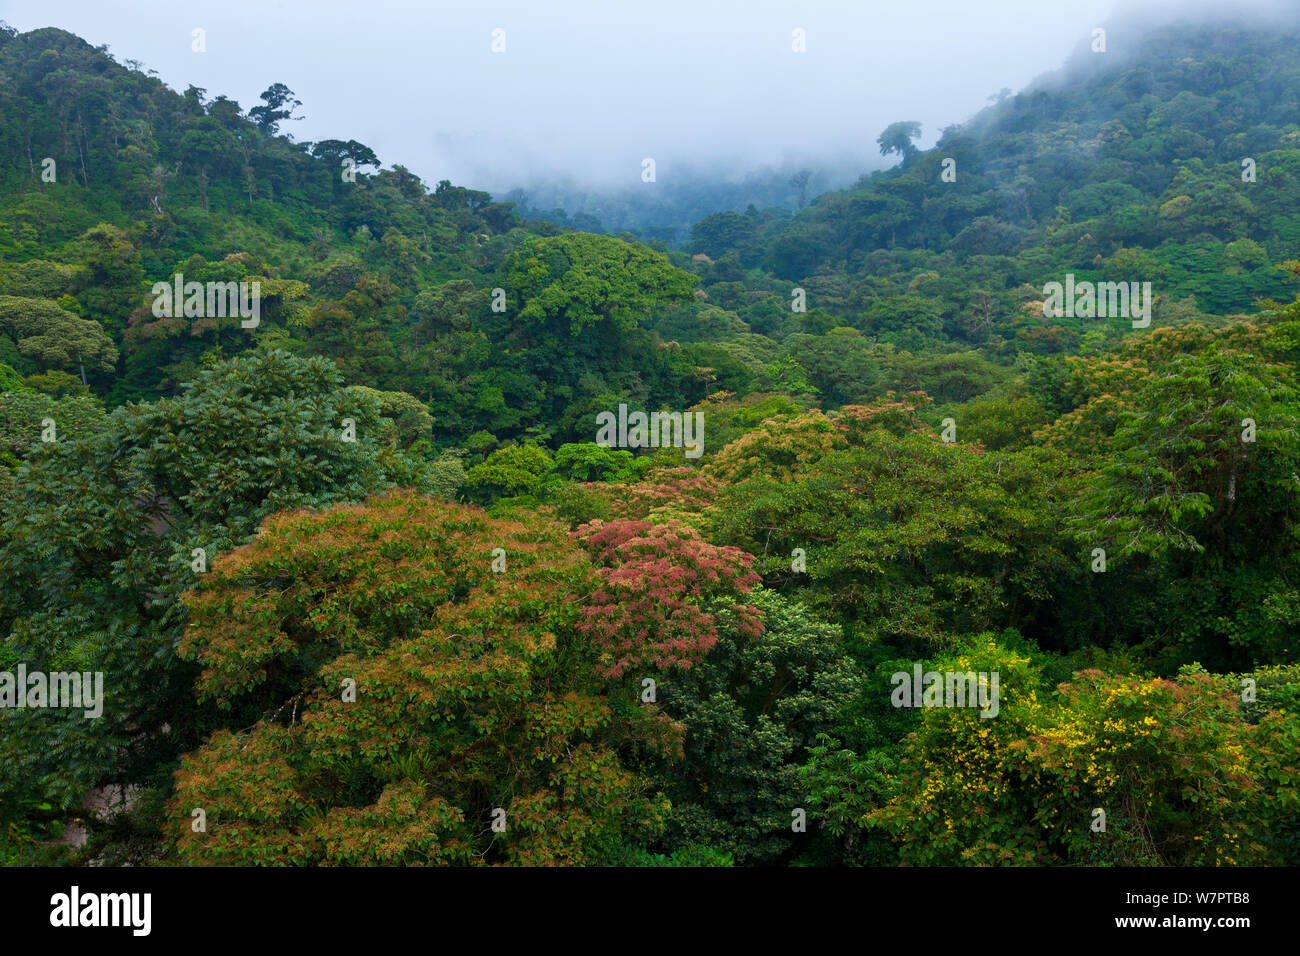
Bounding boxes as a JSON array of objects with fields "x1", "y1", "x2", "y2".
[
  {"x1": 688, "y1": 20, "x2": 1300, "y2": 351},
  {"x1": 1, "y1": 13, "x2": 1299, "y2": 870}
]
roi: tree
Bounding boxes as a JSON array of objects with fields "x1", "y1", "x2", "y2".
[
  {"x1": 411, "y1": 280, "x2": 486, "y2": 340},
  {"x1": 863, "y1": 640, "x2": 1300, "y2": 865},
  {"x1": 0, "y1": 295, "x2": 117, "y2": 380},
  {"x1": 572, "y1": 518, "x2": 762, "y2": 678},
  {"x1": 299, "y1": 273, "x2": 402, "y2": 382},
  {"x1": 463, "y1": 443, "x2": 555, "y2": 503},
  {"x1": 434, "y1": 179, "x2": 492, "y2": 211},
  {"x1": 1072, "y1": 343, "x2": 1300, "y2": 666},
  {"x1": 171, "y1": 491, "x2": 677, "y2": 865},
  {"x1": 789, "y1": 169, "x2": 812, "y2": 209},
  {"x1": 310, "y1": 139, "x2": 380, "y2": 193},
  {"x1": 176, "y1": 117, "x2": 238, "y2": 211},
  {"x1": 877, "y1": 121, "x2": 922, "y2": 165},
  {"x1": 689, "y1": 211, "x2": 759, "y2": 263},
  {"x1": 705, "y1": 412, "x2": 1084, "y2": 651},
  {"x1": 643, "y1": 588, "x2": 865, "y2": 864},
  {"x1": 247, "y1": 83, "x2": 303, "y2": 135},
  {"x1": 0, "y1": 351, "x2": 435, "y2": 854},
  {"x1": 70, "y1": 224, "x2": 144, "y2": 337},
  {"x1": 501, "y1": 233, "x2": 698, "y2": 336},
  {"x1": 0, "y1": 388, "x2": 104, "y2": 468},
  {"x1": 346, "y1": 386, "x2": 433, "y2": 448},
  {"x1": 553, "y1": 442, "x2": 638, "y2": 483}
]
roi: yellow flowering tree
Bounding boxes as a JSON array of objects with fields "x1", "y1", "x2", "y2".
[{"x1": 822, "y1": 639, "x2": 1299, "y2": 865}]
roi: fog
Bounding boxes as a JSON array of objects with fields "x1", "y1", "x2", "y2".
[{"x1": 2, "y1": 0, "x2": 1297, "y2": 198}]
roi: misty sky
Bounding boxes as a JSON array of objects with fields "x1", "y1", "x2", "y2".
[{"x1": 0, "y1": 0, "x2": 1281, "y2": 195}]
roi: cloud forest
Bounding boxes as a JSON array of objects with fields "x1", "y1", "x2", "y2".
[{"x1": 0, "y1": 9, "x2": 1298, "y2": 887}]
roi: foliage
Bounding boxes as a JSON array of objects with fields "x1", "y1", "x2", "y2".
[
  {"x1": 0, "y1": 349, "x2": 430, "y2": 848},
  {"x1": 4, "y1": 16, "x2": 1300, "y2": 867},
  {"x1": 863, "y1": 642, "x2": 1300, "y2": 866},
  {"x1": 573, "y1": 518, "x2": 761, "y2": 678},
  {"x1": 172, "y1": 491, "x2": 676, "y2": 865}
]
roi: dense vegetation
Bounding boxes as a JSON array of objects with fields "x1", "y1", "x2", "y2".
[{"x1": 2, "y1": 16, "x2": 1298, "y2": 866}]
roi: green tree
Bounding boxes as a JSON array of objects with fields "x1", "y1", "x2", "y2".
[
  {"x1": 553, "y1": 442, "x2": 638, "y2": 482},
  {"x1": 1073, "y1": 345, "x2": 1300, "y2": 666},
  {"x1": 248, "y1": 83, "x2": 303, "y2": 135},
  {"x1": 500, "y1": 233, "x2": 698, "y2": 336},
  {"x1": 0, "y1": 350, "x2": 433, "y2": 857},
  {"x1": 464, "y1": 444, "x2": 555, "y2": 503},
  {"x1": 642, "y1": 588, "x2": 866, "y2": 864},
  {"x1": 0, "y1": 295, "x2": 117, "y2": 381},
  {"x1": 877, "y1": 121, "x2": 922, "y2": 165}
]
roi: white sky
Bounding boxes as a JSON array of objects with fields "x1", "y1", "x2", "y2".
[{"x1": 0, "y1": 0, "x2": 1289, "y2": 193}]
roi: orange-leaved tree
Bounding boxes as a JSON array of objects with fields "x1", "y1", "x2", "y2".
[{"x1": 171, "y1": 490, "x2": 679, "y2": 865}]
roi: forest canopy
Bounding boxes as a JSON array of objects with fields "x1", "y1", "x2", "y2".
[{"x1": 1, "y1": 15, "x2": 1298, "y2": 868}]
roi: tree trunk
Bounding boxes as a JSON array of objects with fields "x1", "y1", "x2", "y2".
[{"x1": 77, "y1": 116, "x2": 90, "y2": 186}]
